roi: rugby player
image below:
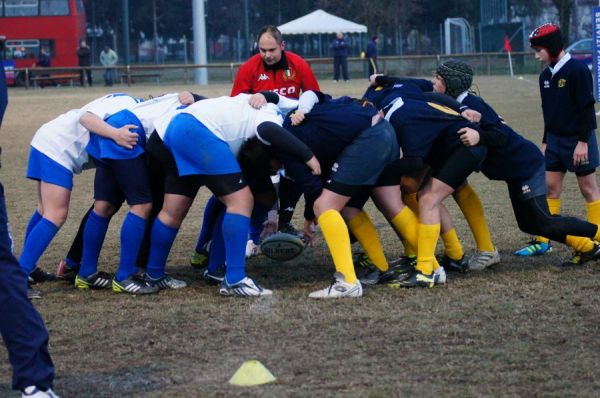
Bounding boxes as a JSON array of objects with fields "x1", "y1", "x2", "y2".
[{"x1": 515, "y1": 23, "x2": 600, "y2": 264}]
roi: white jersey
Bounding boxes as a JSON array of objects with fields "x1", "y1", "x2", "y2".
[
  {"x1": 30, "y1": 94, "x2": 140, "y2": 173},
  {"x1": 154, "y1": 93, "x2": 296, "y2": 156},
  {"x1": 129, "y1": 93, "x2": 185, "y2": 137}
]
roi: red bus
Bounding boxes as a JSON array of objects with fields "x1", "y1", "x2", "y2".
[{"x1": 1, "y1": 0, "x2": 86, "y2": 73}]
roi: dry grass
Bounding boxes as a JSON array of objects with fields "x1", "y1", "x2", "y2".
[{"x1": 1, "y1": 77, "x2": 600, "y2": 397}]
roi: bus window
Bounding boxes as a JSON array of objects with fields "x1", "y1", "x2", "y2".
[
  {"x1": 4, "y1": 0, "x2": 39, "y2": 17},
  {"x1": 41, "y1": 0, "x2": 69, "y2": 16}
]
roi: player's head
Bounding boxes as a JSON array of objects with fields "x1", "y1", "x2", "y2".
[
  {"x1": 257, "y1": 25, "x2": 285, "y2": 65},
  {"x1": 433, "y1": 59, "x2": 473, "y2": 98},
  {"x1": 336, "y1": 32, "x2": 344, "y2": 40},
  {"x1": 529, "y1": 23, "x2": 563, "y2": 64}
]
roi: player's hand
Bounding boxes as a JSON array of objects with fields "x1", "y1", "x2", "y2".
[
  {"x1": 541, "y1": 143, "x2": 546, "y2": 155},
  {"x1": 303, "y1": 219, "x2": 317, "y2": 246},
  {"x1": 249, "y1": 93, "x2": 267, "y2": 109},
  {"x1": 369, "y1": 74, "x2": 383, "y2": 86},
  {"x1": 291, "y1": 110, "x2": 306, "y2": 126},
  {"x1": 114, "y1": 124, "x2": 139, "y2": 149},
  {"x1": 178, "y1": 91, "x2": 195, "y2": 105},
  {"x1": 458, "y1": 127, "x2": 480, "y2": 147},
  {"x1": 573, "y1": 141, "x2": 589, "y2": 166},
  {"x1": 461, "y1": 109, "x2": 481, "y2": 123},
  {"x1": 306, "y1": 155, "x2": 321, "y2": 175}
]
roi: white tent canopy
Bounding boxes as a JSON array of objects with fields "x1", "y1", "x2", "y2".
[{"x1": 278, "y1": 9, "x2": 367, "y2": 35}]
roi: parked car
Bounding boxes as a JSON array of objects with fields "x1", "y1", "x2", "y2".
[{"x1": 566, "y1": 38, "x2": 592, "y2": 70}]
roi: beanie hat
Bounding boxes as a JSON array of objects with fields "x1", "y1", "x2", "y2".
[
  {"x1": 436, "y1": 59, "x2": 474, "y2": 98},
  {"x1": 529, "y1": 23, "x2": 563, "y2": 59}
]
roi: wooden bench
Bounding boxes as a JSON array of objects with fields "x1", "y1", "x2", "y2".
[
  {"x1": 120, "y1": 73, "x2": 161, "y2": 84},
  {"x1": 31, "y1": 73, "x2": 80, "y2": 87}
]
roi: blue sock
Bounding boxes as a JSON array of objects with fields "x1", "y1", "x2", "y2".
[
  {"x1": 19, "y1": 218, "x2": 59, "y2": 275},
  {"x1": 79, "y1": 211, "x2": 110, "y2": 278},
  {"x1": 145, "y1": 218, "x2": 179, "y2": 280},
  {"x1": 24, "y1": 210, "x2": 42, "y2": 240},
  {"x1": 116, "y1": 212, "x2": 147, "y2": 281},
  {"x1": 249, "y1": 203, "x2": 270, "y2": 244},
  {"x1": 65, "y1": 257, "x2": 80, "y2": 269},
  {"x1": 207, "y1": 212, "x2": 226, "y2": 274},
  {"x1": 195, "y1": 195, "x2": 225, "y2": 252},
  {"x1": 222, "y1": 213, "x2": 250, "y2": 284}
]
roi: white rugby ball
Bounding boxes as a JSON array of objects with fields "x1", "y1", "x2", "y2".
[{"x1": 260, "y1": 232, "x2": 305, "y2": 261}]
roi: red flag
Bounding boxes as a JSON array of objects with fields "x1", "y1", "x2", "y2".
[{"x1": 503, "y1": 35, "x2": 512, "y2": 52}]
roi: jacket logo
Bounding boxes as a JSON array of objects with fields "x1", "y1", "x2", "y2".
[
  {"x1": 543, "y1": 80, "x2": 550, "y2": 89},
  {"x1": 521, "y1": 185, "x2": 531, "y2": 194},
  {"x1": 258, "y1": 73, "x2": 269, "y2": 81},
  {"x1": 282, "y1": 68, "x2": 296, "y2": 81},
  {"x1": 558, "y1": 78, "x2": 566, "y2": 88}
]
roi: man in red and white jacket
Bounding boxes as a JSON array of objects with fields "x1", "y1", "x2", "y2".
[{"x1": 232, "y1": 25, "x2": 320, "y2": 99}]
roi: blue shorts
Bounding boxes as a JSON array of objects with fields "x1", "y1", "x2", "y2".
[
  {"x1": 328, "y1": 120, "x2": 398, "y2": 188},
  {"x1": 93, "y1": 155, "x2": 152, "y2": 205},
  {"x1": 163, "y1": 113, "x2": 241, "y2": 176},
  {"x1": 26, "y1": 146, "x2": 74, "y2": 190},
  {"x1": 86, "y1": 109, "x2": 145, "y2": 160},
  {"x1": 545, "y1": 131, "x2": 599, "y2": 175},
  {"x1": 507, "y1": 163, "x2": 548, "y2": 201}
]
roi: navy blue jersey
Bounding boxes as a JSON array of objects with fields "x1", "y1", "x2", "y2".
[
  {"x1": 385, "y1": 95, "x2": 472, "y2": 160},
  {"x1": 539, "y1": 56, "x2": 596, "y2": 142},
  {"x1": 279, "y1": 96, "x2": 377, "y2": 218},
  {"x1": 363, "y1": 78, "x2": 433, "y2": 109},
  {"x1": 461, "y1": 94, "x2": 544, "y2": 182}
]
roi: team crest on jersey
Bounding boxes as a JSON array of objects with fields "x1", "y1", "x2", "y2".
[
  {"x1": 521, "y1": 184, "x2": 531, "y2": 195},
  {"x1": 282, "y1": 68, "x2": 296, "y2": 81},
  {"x1": 258, "y1": 73, "x2": 269, "y2": 81},
  {"x1": 558, "y1": 78, "x2": 566, "y2": 88},
  {"x1": 543, "y1": 80, "x2": 550, "y2": 89}
]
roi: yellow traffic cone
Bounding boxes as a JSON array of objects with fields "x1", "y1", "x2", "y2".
[{"x1": 228, "y1": 360, "x2": 276, "y2": 386}]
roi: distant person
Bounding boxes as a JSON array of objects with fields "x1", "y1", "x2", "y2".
[
  {"x1": 77, "y1": 39, "x2": 92, "y2": 87},
  {"x1": 100, "y1": 46, "x2": 118, "y2": 87},
  {"x1": 36, "y1": 48, "x2": 51, "y2": 88},
  {"x1": 366, "y1": 36, "x2": 379, "y2": 77},
  {"x1": 331, "y1": 32, "x2": 349, "y2": 82},
  {"x1": 36, "y1": 47, "x2": 51, "y2": 68},
  {"x1": 0, "y1": 49, "x2": 60, "y2": 398}
]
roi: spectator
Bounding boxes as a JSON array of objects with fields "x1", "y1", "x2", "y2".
[
  {"x1": 332, "y1": 32, "x2": 349, "y2": 82},
  {"x1": 366, "y1": 36, "x2": 379, "y2": 77},
  {"x1": 36, "y1": 47, "x2": 51, "y2": 68},
  {"x1": 76, "y1": 39, "x2": 92, "y2": 87},
  {"x1": 99, "y1": 46, "x2": 118, "y2": 87},
  {"x1": 0, "y1": 47, "x2": 60, "y2": 398}
]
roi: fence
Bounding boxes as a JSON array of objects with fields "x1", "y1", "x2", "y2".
[{"x1": 11, "y1": 51, "x2": 542, "y2": 89}]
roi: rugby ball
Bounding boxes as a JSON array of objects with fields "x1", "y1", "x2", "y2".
[{"x1": 260, "y1": 232, "x2": 305, "y2": 261}]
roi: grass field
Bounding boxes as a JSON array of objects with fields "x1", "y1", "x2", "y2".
[{"x1": 1, "y1": 76, "x2": 600, "y2": 397}]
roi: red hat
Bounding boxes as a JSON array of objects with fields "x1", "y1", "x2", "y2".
[{"x1": 529, "y1": 23, "x2": 563, "y2": 60}]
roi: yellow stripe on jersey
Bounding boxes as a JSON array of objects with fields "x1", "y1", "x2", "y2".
[{"x1": 427, "y1": 102, "x2": 460, "y2": 116}]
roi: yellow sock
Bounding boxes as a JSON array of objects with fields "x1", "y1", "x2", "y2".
[
  {"x1": 586, "y1": 199, "x2": 600, "y2": 227},
  {"x1": 390, "y1": 207, "x2": 418, "y2": 257},
  {"x1": 348, "y1": 211, "x2": 388, "y2": 272},
  {"x1": 454, "y1": 184, "x2": 495, "y2": 252},
  {"x1": 402, "y1": 192, "x2": 419, "y2": 216},
  {"x1": 565, "y1": 235, "x2": 594, "y2": 253},
  {"x1": 416, "y1": 224, "x2": 440, "y2": 275},
  {"x1": 318, "y1": 209, "x2": 356, "y2": 284},
  {"x1": 442, "y1": 228, "x2": 463, "y2": 261},
  {"x1": 537, "y1": 198, "x2": 561, "y2": 244}
]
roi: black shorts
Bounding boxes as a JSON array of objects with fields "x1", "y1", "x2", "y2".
[
  {"x1": 146, "y1": 131, "x2": 247, "y2": 198},
  {"x1": 93, "y1": 155, "x2": 152, "y2": 205},
  {"x1": 432, "y1": 145, "x2": 487, "y2": 190}
]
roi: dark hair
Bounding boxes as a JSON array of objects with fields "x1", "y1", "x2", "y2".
[{"x1": 257, "y1": 25, "x2": 283, "y2": 44}]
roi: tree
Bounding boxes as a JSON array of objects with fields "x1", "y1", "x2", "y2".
[{"x1": 552, "y1": 0, "x2": 574, "y2": 43}]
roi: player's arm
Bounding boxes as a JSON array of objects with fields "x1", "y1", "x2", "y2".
[
  {"x1": 423, "y1": 92, "x2": 481, "y2": 123},
  {"x1": 256, "y1": 121, "x2": 320, "y2": 175},
  {"x1": 78, "y1": 112, "x2": 139, "y2": 149},
  {"x1": 0, "y1": 66, "x2": 7, "y2": 128}
]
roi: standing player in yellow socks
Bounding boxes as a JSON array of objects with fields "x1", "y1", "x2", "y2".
[{"x1": 516, "y1": 24, "x2": 600, "y2": 263}]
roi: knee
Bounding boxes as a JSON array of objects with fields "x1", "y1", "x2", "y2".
[
  {"x1": 313, "y1": 197, "x2": 330, "y2": 218},
  {"x1": 418, "y1": 191, "x2": 439, "y2": 214},
  {"x1": 578, "y1": 178, "x2": 600, "y2": 201},
  {"x1": 131, "y1": 203, "x2": 152, "y2": 219}
]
